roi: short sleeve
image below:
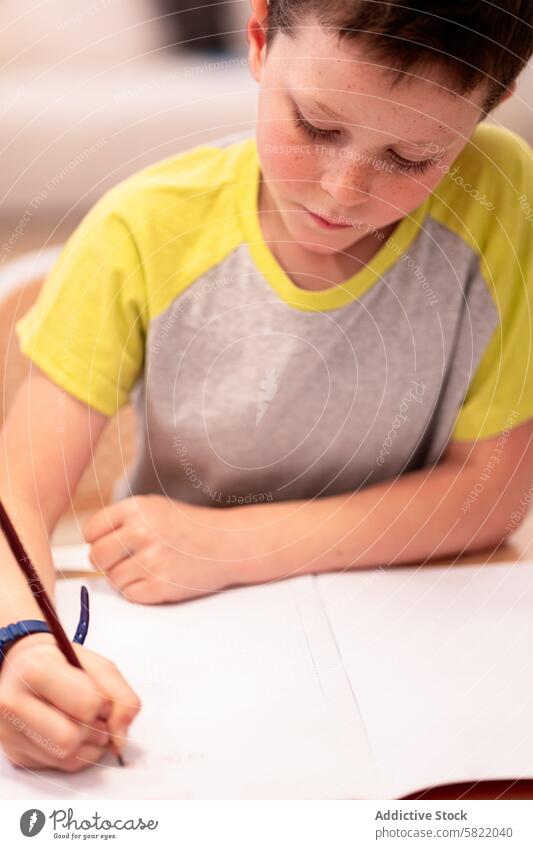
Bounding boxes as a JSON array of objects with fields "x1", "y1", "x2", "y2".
[
  {"x1": 15, "y1": 190, "x2": 147, "y2": 417},
  {"x1": 451, "y1": 128, "x2": 533, "y2": 441}
]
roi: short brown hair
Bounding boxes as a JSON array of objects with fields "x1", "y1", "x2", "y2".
[{"x1": 264, "y1": 1, "x2": 533, "y2": 114}]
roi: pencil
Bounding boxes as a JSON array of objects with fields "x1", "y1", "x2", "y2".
[{"x1": 0, "y1": 497, "x2": 124, "y2": 767}]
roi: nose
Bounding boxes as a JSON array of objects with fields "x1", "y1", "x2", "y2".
[{"x1": 320, "y1": 160, "x2": 371, "y2": 208}]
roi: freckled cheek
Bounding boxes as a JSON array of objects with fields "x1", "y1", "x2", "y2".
[
  {"x1": 380, "y1": 175, "x2": 435, "y2": 217},
  {"x1": 258, "y1": 126, "x2": 318, "y2": 191}
]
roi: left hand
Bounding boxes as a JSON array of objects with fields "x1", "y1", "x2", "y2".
[{"x1": 82, "y1": 495, "x2": 236, "y2": 605}]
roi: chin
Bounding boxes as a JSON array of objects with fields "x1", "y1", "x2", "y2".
[{"x1": 295, "y1": 240, "x2": 348, "y2": 256}]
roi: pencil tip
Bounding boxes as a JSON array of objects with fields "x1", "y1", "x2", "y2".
[{"x1": 107, "y1": 738, "x2": 126, "y2": 766}]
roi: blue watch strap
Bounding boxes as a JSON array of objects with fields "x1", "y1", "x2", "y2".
[
  {"x1": 0, "y1": 585, "x2": 91, "y2": 665},
  {"x1": 2, "y1": 620, "x2": 50, "y2": 639},
  {"x1": 0, "y1": 620, "x2": 50, "y2": 661}
]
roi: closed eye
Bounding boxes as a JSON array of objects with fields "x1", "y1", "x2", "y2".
[
  {"x1": 293, "y1": 106, "x2": 435, "y2": 175},
  {"x1": 293, "y1": 106, "x2": 341, "y2": 142},
  {"x1": 386, "y1": 151, "x2": 434, "y2": 175}
]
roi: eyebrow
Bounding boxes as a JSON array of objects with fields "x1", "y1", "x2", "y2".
[{"x1": 296, "y1": 92, "x2": 453, "y2": 149}]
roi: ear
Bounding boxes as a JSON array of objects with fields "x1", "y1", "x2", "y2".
[
  {"x1": 498, "y1": 79, "x2": 517, "y2": 104},
  {"x1": 247, "y1": 0, "x2": 270, "y2": 83},
  {"x1": 477, "y1": 79, "x2": 518, "y2": 121}
]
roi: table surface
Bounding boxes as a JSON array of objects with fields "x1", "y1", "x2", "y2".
[{"x1": 55, "y1": 507, "x2": 533, "y2": 801}]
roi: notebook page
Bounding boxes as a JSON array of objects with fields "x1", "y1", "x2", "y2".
[
  {"x1": 316, "y1": 561, "x2": 533, "y2": 799},
  {"x1": 0, "y1": 573, "x2": 381, "y2": 799}
]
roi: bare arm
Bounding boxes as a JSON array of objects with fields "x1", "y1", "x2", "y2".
[
  {"x1": 0, "y1": 366, "x2": 108, "y2": 625},
  {"x1": 0, "y1": 367, "x2": 141, "y2": 773},
  {"x1": 224, "y1": 419, "x2": 533, "y2": 584}
]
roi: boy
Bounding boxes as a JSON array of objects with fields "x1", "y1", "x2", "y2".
[{"x1": 1, "y1": 0, "x2": 532, "y2": 773}]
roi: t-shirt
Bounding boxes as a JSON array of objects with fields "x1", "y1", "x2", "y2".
[{"x1": 15, "y1": 125, "x2": 533, "y2": 507}]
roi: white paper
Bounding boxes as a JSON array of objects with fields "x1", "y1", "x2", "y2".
[
  {"x1": 316, "y1": 561, "x2": 533, "y2": 798},
  {"x1": 0, "y1": 572, "x2": 379, "y2": 799},
  {"x1": 3, "y1": 551, "x2": 533, "y2": 799},
  {"x1": 52, "y1": 544, "x2": 93, "y2": 573}
]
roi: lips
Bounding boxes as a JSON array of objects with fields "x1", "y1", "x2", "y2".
[{"x1": 303, "y1": 207, "x2": 352, "y2": 229}]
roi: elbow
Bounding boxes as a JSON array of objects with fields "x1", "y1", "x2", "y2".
[
  {"x1": 499, "y1": 501, "x2": 531, "y2": 540},
  {"x1": 465, "y1": 498, "x2": 531, "y2": 552}
]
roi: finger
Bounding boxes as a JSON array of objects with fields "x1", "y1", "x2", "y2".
[
  {"x1": 121, "y1": 580, "x2": 168, "y2": 605},
  {"x1": 2, "y1": 698, "x2": 110, "y2": 757},
  {"x1": 2, "y1": 695, "x2": 85, "y2": 760},
  {"x1": 82, "y1": 718, "x2": 111, "y2": 749},
  {"x1": 90, "y1": 529, "x2": 141, "y2": 573},
  {"x1": 80, "y1": 654, "x2": 142, "y2": 737},
  {"x1": 24, "y1": 659, "x2": 112, "y2": 727},
  {"x1": 4, "y1": 739, "x2": 108, "y2": 773},
  {"x1": 83, "y1": 502, "x2": 130, "y2": 544},
  {"x1": 105, "y1": 558, "x2": 148, "y2": 588},
  {"x1": 3, "y1": 738, "x2": 68, "y2": 769}
]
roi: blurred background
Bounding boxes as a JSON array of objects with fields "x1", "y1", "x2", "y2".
[
  {"x1": 0, "y1": 0, "x2": 532, "y2": 259},
  {"x1": 0, "y1": 0, "x2": 255, "y2": 257},
  {"x1": 0, "y1": 1, "x2": 531, "y2": 551}
]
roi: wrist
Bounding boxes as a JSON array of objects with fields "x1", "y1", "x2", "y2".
[
  {"x1": 6, "y1": 631, "x2": 56, "y2": 655},
  {"x1": 220, "y1": 503, "x2": 278, "y2": 587},
  {"x1": 0, "y1": 631, "x2": 57, "y2": 675}
]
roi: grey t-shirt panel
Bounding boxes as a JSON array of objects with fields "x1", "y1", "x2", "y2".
[{"x1": 112, "y1": 217, "x2": 497, "y2": 506}]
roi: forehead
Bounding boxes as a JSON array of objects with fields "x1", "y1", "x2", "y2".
[{"x1": 268, "y1": 24, "x2": 486, "y2": 145}]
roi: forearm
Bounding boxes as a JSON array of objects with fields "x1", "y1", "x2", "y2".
[
  {"x1": 226, "y1": 461, "x2": 513, "y2": 586},
  {"x1": 0, "y1": 491, "x2": 56, "y2": 627}
]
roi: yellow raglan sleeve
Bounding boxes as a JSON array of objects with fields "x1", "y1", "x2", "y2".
[
  {"x1": 450, "y1": 126, "x2": 533, "y2": 441},
  {"x1": 15, "y1": 189, "x2": 147, "y2": 417}
]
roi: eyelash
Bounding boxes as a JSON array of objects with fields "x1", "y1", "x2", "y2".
[{"x1": 293, "y1": 107, "x2": 434, "y2": 175}]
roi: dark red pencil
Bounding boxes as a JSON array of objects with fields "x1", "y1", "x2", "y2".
[{"x1": 0, "y1": 497, "x2": 124, "y2": 766}]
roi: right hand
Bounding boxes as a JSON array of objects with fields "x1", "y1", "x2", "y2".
[{"x1": 0, "y1": 632, "x2": 141, "y2": 773}]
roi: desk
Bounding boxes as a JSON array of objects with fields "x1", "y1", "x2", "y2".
[{"x1": 54, "y1": 506, "x2": 533, "y2": 801}]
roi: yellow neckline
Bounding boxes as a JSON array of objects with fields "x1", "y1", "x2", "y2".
[{"x1": 236, "y1": 137, "x2": 431, "y2": 312}]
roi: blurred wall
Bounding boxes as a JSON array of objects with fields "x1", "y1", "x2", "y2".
[
  {"x1": 0, "y1": 1, "x2": 531, "y2": 229},
  {"x1": 0, "y1": 0, "x2": 254, "y2": 228}
]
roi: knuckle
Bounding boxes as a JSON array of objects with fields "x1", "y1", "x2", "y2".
[
  {"x1": 131, "y1": 525, "x2": 150, "y2": 548},
  {"x1": 55, "y1": 727, "x2": 81, "y2": 758},
  {"x1": 143, "y1": 541, "x2": 161, "y2": 562},
  {"x1": 78, "y1": 698, "x2": 102, "y2": 726},
  {"x1": 88, "y1": 544, "x2": 101, "y2": 568},
  {"x1": 128, "y1": 694, "x2": 142, "y2": 718},
  {"x1": 122, "y1": 583, "x2": 146, "y2": 604},
  {"x1": 102, "y1": 657, "x2": 120, "y2": 675}
]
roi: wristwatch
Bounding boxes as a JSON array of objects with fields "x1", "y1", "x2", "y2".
[
  {"x1": 0, "y1": 585, "x2": 90, "y2": 670},
  {"x1": 0, "y1": 620, "x2": 52, "y2": 664}
]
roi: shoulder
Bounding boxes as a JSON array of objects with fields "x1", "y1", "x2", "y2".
[
  {"x1": 94, "y1": 130, "x2": 255, "y2": 227},
  {"x1": 455, "y1": 122, "x2": 532, "y2": 184},
  {"x1": 429, "y1": 123, "x2": 531, "y2": 218},
  {"x1": 427, "y1": 124, "x2": 532, "y2": 292},
  {"x1": 428, "y1": 123, "x2": 532, "y2": 231},
  {"x1": 440, "y1": 126, "x2": 533, "y2": 441},
  {"x1": 82, "y1": 131, "x2": 257, "y2": 316}
]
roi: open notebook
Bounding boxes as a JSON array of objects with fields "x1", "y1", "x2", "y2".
[{"x1": 2, "y1": 545, "x2": 533, "y2": 799}]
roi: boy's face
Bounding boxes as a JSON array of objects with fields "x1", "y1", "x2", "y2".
[{"x1": 248, "y1": 13, "x2": 496, "y2": 256}]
